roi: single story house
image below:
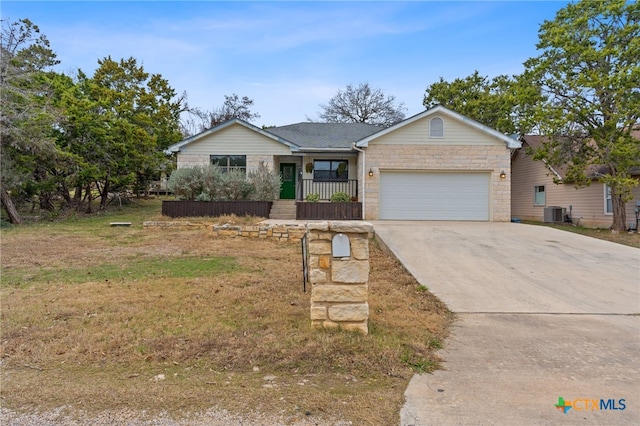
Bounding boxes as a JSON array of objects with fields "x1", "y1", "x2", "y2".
[
  {"x1": 511, "y1": 133, "x2": 640, "y2": 228},
  {"x1": 167, "y1": 105, "x2": 520, "y2": 221}
]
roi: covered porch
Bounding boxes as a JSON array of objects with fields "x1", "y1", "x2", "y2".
[
  {"x1": 272, "y1": 153, "x2": 363, "y2": 220},
  {"x1": 276, "y1": 153, "x2": 360, "y2": 202}
]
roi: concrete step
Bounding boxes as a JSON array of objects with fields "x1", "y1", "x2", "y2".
[
  {"x1": 269, "y1": 214, "x2": 297, "y2": 220},
  {"x1": 269, "y1": 200, "x2": 297, "y2": 219}
]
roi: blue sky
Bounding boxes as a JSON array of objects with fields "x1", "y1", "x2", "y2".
[{"x1": 3, "y1": 1, "x2": 567, "y2": 127}]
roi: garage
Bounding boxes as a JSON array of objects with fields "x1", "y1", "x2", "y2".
[{"x1": 379, "y1": 171, "x2": 490, "y2": 220}]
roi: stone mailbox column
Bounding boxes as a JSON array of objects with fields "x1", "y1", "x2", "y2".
[{"x1": 306, "y1": 221, "x2": 373, "y2": 335}]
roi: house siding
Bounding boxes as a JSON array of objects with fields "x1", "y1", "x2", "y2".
[
  {"x1": 363, "y1": 115, "x2": 511, "y2": 221},
  {"x1": 370, "y1": 114, "x2": 506, "y2": 146},
  {"x1": 511, "y1": 148, "x2": 640, "y2": 228},
  {"x1": 176, "y1": 123, "x2": 291, "y2": 171}
]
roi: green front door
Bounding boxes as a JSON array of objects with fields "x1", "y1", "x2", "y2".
[{"x1": 279, "y1": 163, "x2": 296, "y2": 199}]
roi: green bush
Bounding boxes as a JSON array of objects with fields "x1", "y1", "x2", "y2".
[
  {"x1": 306, "y1": 193, "x2": 320, "y2": 202},
  {"x1": 201, "y1": 164, "x2": 225, "y2": 200},
  {"x1": 330, "y1": 192, "x2": 351, "y2": 203},
  {"x1": 220, "y1": 169, "x2": 254, "y2": 201},
  {"x1": 248, "y1": 163, "x2": 281, "y2": 201},
  {"x1": 168, "y1": 164, "x2": 282, "y2": 202},
  {"x1": 167, "y1": 166, "x2": 203, "y2": 200},
  {"x1": 195, "y1": 192, "x2": 211, "y2": 201}
]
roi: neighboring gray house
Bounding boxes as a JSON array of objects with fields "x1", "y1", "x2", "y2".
[{"x1": 166, "y1": 105, "x2": 520, "y2": 221}]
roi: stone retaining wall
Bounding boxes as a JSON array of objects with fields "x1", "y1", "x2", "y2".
[
  {"x1": 211, "y1": 224, "x2": 307, "y2": 242},
  {"x1": 143, "y1": 221, "x2": 307, "y2": 243}
]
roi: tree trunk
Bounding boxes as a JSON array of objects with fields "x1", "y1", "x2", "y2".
[
  {"x1": 74, "y1": 184, "x2": 83, "y2": 211},
  {"x1": 39, "y1": 192, "x2": 54, "y2": 211},
  {"x1": 0, "y1": 184, "x2": 23, "y2": 224},
  {"x1": 60, "y1": 181, "x2": 72, "y2": 205},
  {"x1": 100, "y1": 177, "x2": 110, "y2": 210},
  {"x1": 611, "y1": 188, "x2": 627, "y2": 232},
  {"x1": 85, "y1": 184, "x2": 93, "y2": 213}
]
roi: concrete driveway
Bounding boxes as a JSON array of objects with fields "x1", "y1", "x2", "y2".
[{"x1": 372, "y1": 222, "x2": 640, "y2": 425}]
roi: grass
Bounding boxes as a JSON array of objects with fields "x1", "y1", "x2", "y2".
[
  {"x1": 523, "y1": 220, "x2": 640, "y2": 248},
  {"x1": 0, "y1": 199, "x2": 453, "y2": 425}
]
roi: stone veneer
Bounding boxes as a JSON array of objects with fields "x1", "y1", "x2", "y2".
[
  {"x1": 306, "y1": 221, "x2": 373, "y2": 335},
  {"x1": 211, "y1": 223, "x2": 307, "y2": 242},
  {"x1": 364, "y1": 144, "x2": 511, "y2": 221},
  {"x1": 143, "y1": 221, "x2": 307, "y2": 243}
]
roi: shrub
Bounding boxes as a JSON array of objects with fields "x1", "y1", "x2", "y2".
[
  {"x1": 201, "y1": 165, "x2": 225, "y2": 200},
  {"x1": 306, "y1": 193, "x2": 320, "y2": 202},
  {"x1": 167, "y1": 167, "x2": 203, "y2": 200},
  {"x1": 195, "y1": 192, "x2": 211, "y2": 201},
  {"x1": 220, "y1": 169, "x2": 254, "y2": 201},
  {"x1": 248, "y1": 163, "x2": 281, "y2": 201},
  {"x1": 168, "y1": 164, "x2": 279, "y2": 202},
  {"x1": 330, "y1": 192, "x2": 351, "y2": 203}
]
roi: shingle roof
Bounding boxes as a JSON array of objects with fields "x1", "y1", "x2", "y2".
[
  {"x1": 520, "y1": 134, "x2": 640, "y2": 178},
  {"x1": 266, "y1": 122, "x2": 383, "y2": 149}
]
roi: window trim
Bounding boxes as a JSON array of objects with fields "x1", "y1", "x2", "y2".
[
  {"x1": 210, "y1": 155, "x2": 247, "y2": 174},
  {"x1": 313, "y1": 159, "x2": 349, "y2": 182},
  {"x1": 604, "y1": 184, "x2": 613, "y2": 215},
  {"x1": 534, "y1": 185, "x2": 546, "y2": 206},
  {"x1": 429, "y1": 116, "x2": 444, "y2": 138}
]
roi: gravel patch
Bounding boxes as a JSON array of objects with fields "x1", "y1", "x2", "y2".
[{"x1": 1, "y1": 407, "x2": 353, "y2": 426}]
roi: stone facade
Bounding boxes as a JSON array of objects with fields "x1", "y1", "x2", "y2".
[
  {"x1": 306, "y1": 221, "x2": 373, "y2": 335},
  {"x1": 364, "y1": 144, "x2": 511, "y2": 221}
]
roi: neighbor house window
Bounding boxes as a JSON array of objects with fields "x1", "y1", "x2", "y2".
[
  {"x1": 605, "y1": 185, "x2": 613, "y2": 214},
  {"x1": 210, "y1": 155, "x2": 246, "y2": 174},
  {"x1": 313, "y1": 160, "x2": 348, "y2": 181},
  {"x1": 429, "y1": 117, "x2": 444, "y2": 138},
  {"x1": 534, "y1": 185, "x2": 546, "y2": 206}
]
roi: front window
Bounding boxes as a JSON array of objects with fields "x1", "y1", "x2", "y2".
[
  {"x1": 313, "y1": 160, "x2": 348, "y2": 181},
  {"x1": 605, "y1": 185, "x2": 613, "y2": 214},
  {"x1": 534, "y1": 185, "x2": 545, "y2": 206},
  {"x1": 210, "y1": 155, "x2": 246, "y2": 174}
]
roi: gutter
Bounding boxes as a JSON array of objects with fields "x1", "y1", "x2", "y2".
[{"x1": 352, "y1": 143, "x2": 366, "y2": 220}]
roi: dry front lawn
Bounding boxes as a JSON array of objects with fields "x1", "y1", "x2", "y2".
[{"x1": 0, "y1": 205, "x2": 452, "y2": 425}]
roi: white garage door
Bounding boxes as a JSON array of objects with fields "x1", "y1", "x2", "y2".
[{"x1": 379, "y1": 171, "x2": 490, "y2": 220}]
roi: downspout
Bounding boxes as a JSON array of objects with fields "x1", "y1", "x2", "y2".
[{"x1": 352, "y1": 143, "x2": 366, "y2": 220}]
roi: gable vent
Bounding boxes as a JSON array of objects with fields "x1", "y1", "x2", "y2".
[{"x1": 430, "y1": 117, "x2": 444, "y2": 138}]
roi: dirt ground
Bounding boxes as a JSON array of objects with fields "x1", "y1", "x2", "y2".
[{"x1": 1, "y1": 218, "x2": 452, "y2": 425}]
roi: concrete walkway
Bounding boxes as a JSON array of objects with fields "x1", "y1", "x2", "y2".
[{"x1": 373, "y1": 222, "x2": 640, "y2": 425}]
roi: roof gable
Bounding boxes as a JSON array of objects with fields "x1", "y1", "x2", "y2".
[
  {"x1": 355, "y1": 105, "x2": 521, "y2": 149},
  {"x1": 166, "y1": 119, "x2": 298, "y2": 153}
]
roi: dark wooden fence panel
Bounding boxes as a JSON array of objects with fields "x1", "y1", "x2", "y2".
[
  {"x1": 296, "y1": 202, "x2": 362, "y2": 220},
  {"x1": 162, "y1": 201, "x2": 273, "y2": 218}
]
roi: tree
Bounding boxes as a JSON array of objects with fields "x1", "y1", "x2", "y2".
[
  {"x1": 318, "y1": 82, "x2": 406, "y2": 127},
  {"x1": 423, "y1": 71, "x2": 539, "y2": 135},
  {"x1": 0, "y1": 18, "x2": 61, "y2": 224},
  {"x1": 180, "y1": 94, "x2": 261, "y2": 136},
  {"x1": 522, "y1": 0, "x2": 640, "y2": 231},
  {"x1": 57, "y1": 57, "x2": 184, "y2": 209}
]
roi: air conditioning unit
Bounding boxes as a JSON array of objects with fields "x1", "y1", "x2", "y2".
[{"x1": 544, "y1": 206, "x2": 565, "y2": 223}]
